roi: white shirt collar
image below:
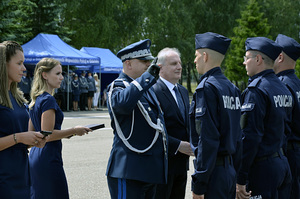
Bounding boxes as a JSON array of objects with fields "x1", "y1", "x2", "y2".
[
  {"x1": 159, "y1": 77, "x2": 176, "y2": 91},
  {"x1": 159, "y1": 77, "x2": 179, "y2": 102}
]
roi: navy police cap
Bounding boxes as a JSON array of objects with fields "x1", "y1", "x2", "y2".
[
  {"x1": 195, "y1": 32, "x2": 231, "y2": 55},
  {"x1": 275, "y1": 34, "x2": 300, "y2": 61},
  {"x1": 245, "y1": 37, "x2": 282, "y2": 61},
  {"x1": 117, "y1": 39, "x2": 154, "y2": 62}
]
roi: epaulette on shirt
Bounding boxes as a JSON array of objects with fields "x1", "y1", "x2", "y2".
[
  {"x1": 248, "y1": 76, "x2": 262, "y2": 88},
  {"x1": 113, "y1": 78, "x2": 126, "y2": 88},
  {"x1": 196, "y1": 77, "x2": 208, "y2": 90}
]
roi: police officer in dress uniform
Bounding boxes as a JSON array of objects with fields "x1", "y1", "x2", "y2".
[
  {"x1": 236, "y1": 37, "x2": 293, "y2": 199},
  {"x1": 79, "y1": 70, "x2": 88, "y2": 111},
  {"x1": 153, "y1": 48, "x2": 193, "y2": 199},
  {"x1": 190, "y1": 32, "x2": 243, "y2": 199},
  {"x1": 65, "y1": 70, "x2": 73, "y2": 111},
  {"x1": 106, "y1": 39, "x2": 168, "y2": 199},
  {"x1": 274, "y1": 34, "x2": 300, "y2": 199}
]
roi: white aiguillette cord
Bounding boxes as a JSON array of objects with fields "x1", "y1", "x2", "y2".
[{"x1": 108, "y1": 80, "x2": 167, "y2": 154}]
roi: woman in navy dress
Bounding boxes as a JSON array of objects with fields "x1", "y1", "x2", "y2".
[
  {"x1": 28, "y1": 58, "x2": 91, "y2": 199},
  {"x1": 0, "y1": 41, "x2": 46, "y2": 199}
]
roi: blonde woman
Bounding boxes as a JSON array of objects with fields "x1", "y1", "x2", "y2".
[
  {"x1": 93, "y1": 73, "x2": 100, "y2": 108},
  {"x1": 0, "y1": 41, "x2": 46, "y2": 199},
  {"x1": 28, "y1": 58, "x2": 91, "y2": 199}
]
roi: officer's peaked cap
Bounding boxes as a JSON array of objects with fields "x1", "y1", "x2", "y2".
[
  {"x1": 245, "y1": 37, "x2": 282, "y2": 61},
  {"x1": 117, "y1": 39, "x2": 154, "y2": 62},
  {"x1": 275, "y1": 34, "x2": 300, "y2": 61},
  {"x1": 195, "y1": 32, "x2": 231, "y2": 55}
]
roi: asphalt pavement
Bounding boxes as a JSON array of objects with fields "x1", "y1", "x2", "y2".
[{"x1": 61, "y1": 109, "x2": 193, "y2": 199}]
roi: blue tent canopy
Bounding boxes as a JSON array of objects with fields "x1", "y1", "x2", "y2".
[
  {"x1": 22, "y1": 33, "x2": 100, "y2": 66},
  {"x1": 76, "y1": 47, "x2": 122, "y2": 73}
]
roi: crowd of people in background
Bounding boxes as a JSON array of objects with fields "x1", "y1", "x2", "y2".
[{"x1": 18, "y1": 69, "x2": 107, "y2": 111}]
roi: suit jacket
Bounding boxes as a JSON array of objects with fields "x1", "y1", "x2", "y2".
[
  {"x1": 106, "y1": 72, "x2": 168, "y2": 184},
  {"x1": 153, "y1": 78, "x2": 190, "y2": 174}
]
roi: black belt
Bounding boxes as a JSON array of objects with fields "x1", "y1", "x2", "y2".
[
  {"x1": 287, "y1": 141, "x2": 300, "y2": 151},
  {"x1": 255, "y1": 148, "x2": 284, "y2": 163},
  {"x1": 215, "y1": 155, "x2": 231, "y2": 166}
]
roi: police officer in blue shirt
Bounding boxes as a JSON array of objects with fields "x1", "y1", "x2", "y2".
[
  {"x1": 190, "y1": 32, "x2": 242, "y2": 199},
  {"x1": 106, "y1": 39, "x2": 168, "y2": 199},
  {"x1": 236, "y1": 37, "x2": 293, "y2": 199},
  {"x1": 79, "y1": 70, "x2": 88, "y2": 111},
  {"x1": 274, "y1": 34, "x2": 300, "y2": 199}
]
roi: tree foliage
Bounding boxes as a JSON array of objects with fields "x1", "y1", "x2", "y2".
[
  {"x1": 1, "y1": 0, "x2": 300, "y2": 89},
  {"x1": 225, "y1": 0, "x2": 271, "y2": 90},
  {"x1": 0, "y1": 0, "x2": 35, "y2": 44}
]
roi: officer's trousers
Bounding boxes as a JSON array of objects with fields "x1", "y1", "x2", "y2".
[
  {"x1": 107, "y1": 176, "x2": 157, "y2": 199},
  {"x1": 286, "y1": 143, "x2": 300, "y2": 199},
  {"x1": 248, "y1": 154, "x2": 292, "y2": 199},
  {"x1": 204, "y1": 158, "x2": 236, "y2": 199}
]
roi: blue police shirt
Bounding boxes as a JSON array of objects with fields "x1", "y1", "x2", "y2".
[
  {"x1": 189, "y1": 67, "x2": 242, "y2": 194},
  {"x1": 277, "y1": 69, "x2": 300, "y2": 142},
  {"x1": 79, "y1": 76, "x2": 88, "y2": 93},
  {"x1": 237, "y1": 69, "x2": 293, "y2": 185}
]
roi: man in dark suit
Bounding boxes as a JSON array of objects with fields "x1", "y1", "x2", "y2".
[
  {"x1": 153, "y1": 48, "x2": 193, "y2": 199},
  {"x1": 106, "y1": 39, "x2": 168, "y2": 199}
]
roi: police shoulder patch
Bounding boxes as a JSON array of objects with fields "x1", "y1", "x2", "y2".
[
  {"x1": 195, "y1": 106, "x2": 206, "y2": 116},
  {"x1": 248, "y1": 77, "x2": 262, "y2": 88},
  {"x1": 241, "y1": 103, "x2": 255, "y2": 112}
]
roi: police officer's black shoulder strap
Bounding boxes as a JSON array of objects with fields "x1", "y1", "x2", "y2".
[
  {"x1": 248, "y1": 76, "x2": 262, "y2": 88},
  {"x1": 112, "y1": 78, "x2": 126, "y2": 89},
  {"x1": 198, "y1": 77, "x2": 208, "y2": 89}
]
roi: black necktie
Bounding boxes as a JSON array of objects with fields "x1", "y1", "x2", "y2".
[{"x1": 173, "y1": 86, "x2": 185, "y2": 121}]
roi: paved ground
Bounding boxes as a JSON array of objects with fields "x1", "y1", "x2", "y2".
[{"x1": 61, "y1": 109, "x2": 193, "y2": 199}]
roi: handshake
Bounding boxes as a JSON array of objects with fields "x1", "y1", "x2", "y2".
[{"x1": 147, "y1": 57, "x2": 160, "y2": 80}]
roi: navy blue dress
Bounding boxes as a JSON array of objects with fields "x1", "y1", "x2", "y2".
[
  {"x1": 28, "y1": 92, "x2": 68, "y2": 199},
  {"x1": 0, "y1": 92, "x2": 30, "y2": 199}
]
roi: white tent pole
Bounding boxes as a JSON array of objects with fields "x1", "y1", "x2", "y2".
[
  {"x1": 67, "y1": 65, "x2": 69, "y2": 111},
  {"x1": 99, "y1": 64, "x2": 101, "y2": 108}
]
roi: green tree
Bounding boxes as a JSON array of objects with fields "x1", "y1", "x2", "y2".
[
  {"x1": 193, "y1": 0, "x2": 244, "y2": 37},
  {"x1": 296, "y1": 60, "x2": 300, "y2": 78},
  {"x1": 142, "y1": 0, "x2": 195, "y2": 91},
  {"x1": 260, "y1": 0, "x2": 300, "y2": 78},
  {"x1": 225, "y1": 0, "x2": 271, "y2": 90},
  {"x1": 61, "y1": 0, "x2": 147, "y2": 52},
  {"x1": 0, "y1": 0, "x2": 35, "y2": 44},
  {"x1": 29, "y1": 0, "x2": 72, "y2": 43},
  {"x1": 261, "y1": 0, "x2": 300, "y2": 41}
]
